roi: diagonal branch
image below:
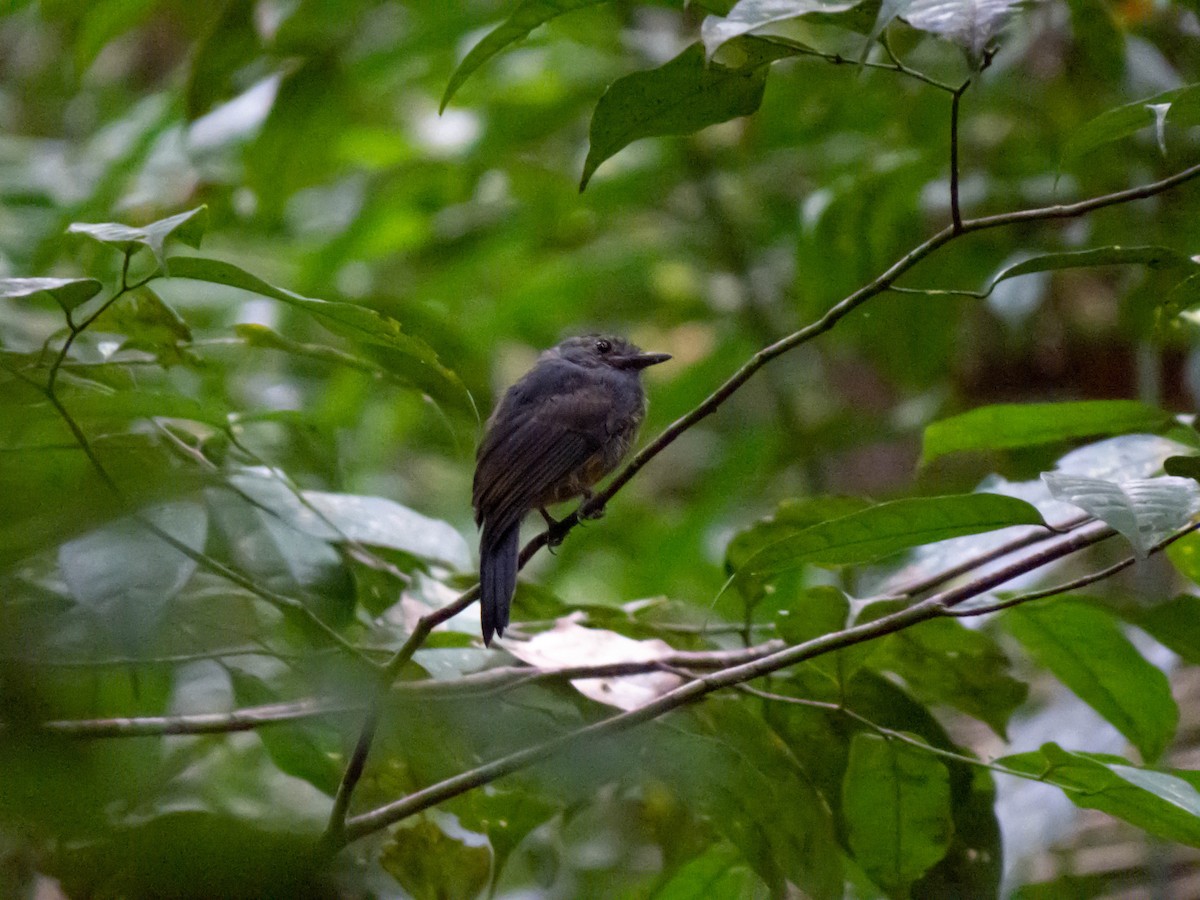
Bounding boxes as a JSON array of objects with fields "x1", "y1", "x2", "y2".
[
  {"x1": 321, "y1": 157, "x2": 1200, "y2": 849},
  {"x1": 335, "y1": 516, "x2": 1133, "y2": 847}
]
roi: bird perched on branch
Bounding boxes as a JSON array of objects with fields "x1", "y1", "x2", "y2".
[{"x1": 472, "y1": 335, "x2": 671, "y2": 645}]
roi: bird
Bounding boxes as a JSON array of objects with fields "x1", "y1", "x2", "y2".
[{"x1": 472, "y1": 335, "x2": 671, "y2": 645}]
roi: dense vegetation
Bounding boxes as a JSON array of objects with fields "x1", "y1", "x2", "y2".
[{"x1": 6, "y1": 1, "x2": 1200, "y2": 897}]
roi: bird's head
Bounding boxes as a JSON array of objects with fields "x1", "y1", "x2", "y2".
[{"x1": 550, "y1": 334, "x2": 671, "y2": 372}]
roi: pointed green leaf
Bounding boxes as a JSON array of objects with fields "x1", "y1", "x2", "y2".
[
  {"x1": 228, "y1": 668, "x2": 342, "y2": 795},
  {"x1": 865, "y1": 615, "x2": 1028, "y2": 737},
  {"x1": 1042, "y1": 473, "x2": 1200, "y2": 557},
  {"x1": 441, "y1": 0, "x2": 606, "y2": 111},
  {"x1": 1002, "y1": 601, "x2": 1178, "y2": 762},
  {"x1": 739, "y1": 493, "x2": 1044, "y2": 578},
  {"x1": 0, "y1": 277, "x2": 104, "y2": 313},
  {"x1": 581, "y1": 39, "x2": 793, "y2": 190},
  {"x1": 842, "y1": 733, "x2": 954, "y2": 896},
  {"x1": 981, "y1": 246, "x2": 1195, "y2": 297},
  {"x1": 165, "y1": 256, "x2": 469, "y2": 409},
  {"x1": 921, "y1": 401, "x2": 1174, "y2": 464},
  {"x1": 58, "y1": 502, "x2": 208, "y2": 653},
  {"x1": 1127, "y1": 594, "x2": 1200, "y2": 665},
  {"x1": 998, "y1": 743, "x2": 1200, "y2": 846},
  {"x1": 1064, "y1": 83, "x2": 1200, "y2": 165}
]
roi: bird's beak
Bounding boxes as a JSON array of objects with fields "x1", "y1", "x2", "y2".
[{"x1": 618, "y1": 351, "x2": 672, "y2": 370}]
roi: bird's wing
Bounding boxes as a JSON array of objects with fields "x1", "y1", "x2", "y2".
[{"x1": 473, "y1": 383, "x2": 612, "y2": 539}]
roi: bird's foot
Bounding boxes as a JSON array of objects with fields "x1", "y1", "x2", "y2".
[
  {"x1": 540, "y1": 508, "x2": 567, "y2": 549},
  {"x1": 579, "y1": 490, "x2": 605, "y2": 521}
]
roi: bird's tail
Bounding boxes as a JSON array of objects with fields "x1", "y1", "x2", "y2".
[{"x1": 480, "y1": 522, "x2": 519, "y2": 645}]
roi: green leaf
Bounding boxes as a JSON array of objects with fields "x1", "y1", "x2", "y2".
[
  {"x1": 206, "y1": 482, "x2": 356, "y2": 629},
  {"x1": 1161, "y1": 271, "x2": 1200, "y2": 324},
  {"x1": 653, "y1": 844, "x2": 761, "y2": 898},
  {"x1": 1164, "y1": 454, "x2": 1200, "y2": 481},
  {"x1": 865, "y1": 615, "x2": 1028, "y2": 737},
  {"x1": 842, "y1": 733, "x2": 954, "y2": 897},
  {"x1": 1002, "y1": 600, "x2": 1178, "y2": 762},
  {"x1": 1063, "y1": 83, "x2": 1200, "y2": 164},
  {"x1": 977, "y1": 246, "x2": 1196, "y2": 297},
  {"x1": 93, "y1": 285, "x2": 193, "y2": 351},
  {"x1": 441, "y1": 0, "x2": 606, "y2": 111},
  {"x1": 164, "y1": 256, "x2": 469, "y2": 409},
  {"x1": 701, "y1": 0, "x2": 871, "y2": 58},
  {"x1": 0, "y1": 277, "x2": 104, "y2": 313},
  {"x1": 227, "y1": 469, "x2": 471, "y2": 571},
  {"x1": 57, "y1": 501, "x2": 208, "y2": 653},
  {"x1": 775, "y1": 586, "x2": 849, "y2": 645},
  {"x1": 921, "y1": 401, "x2": 1174, "y2": 464},
  {"x1": 726, "y1": 495, "x2": 874, "y2": 572},
  {"x1": 1127, "y1": 594, "x2": 1200, "y2": 666},
  {"x1": 235, "y1": 324, "x2": 391, "y2": 378},
  {"x1": 1168, "y1": 529, "x2": 1200, "y2": 591},
  {"x1": 227, "y1": 668, "x2": 342, "y2": 796},
  {"x1": 738, "y1": 493, "x2": 1044, "y2": 578},
  {"x1": 68, "y1": 206, "x2": 208, "y2": 271},
  {"x1": 998, "y1": 743, "x2": 1200, "y2": 846},
  {"x1": 1042, "y1": 473, "x2": 1200, "y2": 558},
  {"x1": 581, "y1": 39, "x2": 793, "y2": 190},
  {"x1": 185, "y1": 0, "x2": 260, "y2": 119},
  {"x1": 65, "y1": 388, "x2": 227, "y2": 428},
  {"x1": 381, "y1": 813, "x2": 492, "y2": 900},
  {"x1": 646, "y1": 703, "x2": 844, "y2": 899}
]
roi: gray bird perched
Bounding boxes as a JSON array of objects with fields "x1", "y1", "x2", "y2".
[{"x1": 472, "y1": 335, "x2": 671, "y2": 645}]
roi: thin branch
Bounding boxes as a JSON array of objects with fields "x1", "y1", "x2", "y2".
[
  {"x1": 36, "y1": 698, "x2": 356, "y2": 738},
  {"x1": 736, "y1": 685, "x2": 1029, "y2": 780},
  {"x1": 891, "y1": 513, "x2": 1092, "y2": 598},
  {"x1": 944, "y1": 519, "x2": 1200, "y2": 617},
  {"x1": 949, "y1": 79, "x2": 970, "y2": 233},
  {"x1": 29, "y1": 646, "x2": 782, "y2": 739},
  {"x1": 769, "y1": 34, "x2": 957, "y2": 93}
]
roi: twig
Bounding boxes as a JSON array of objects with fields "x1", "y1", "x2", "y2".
[{"x1": 944, "y1": 519, "x2": 1200, "y2": 617}]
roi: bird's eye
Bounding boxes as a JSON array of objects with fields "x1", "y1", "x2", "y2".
[{"x1": 595, "y1": 339, "x2": 612, "y2": 353}]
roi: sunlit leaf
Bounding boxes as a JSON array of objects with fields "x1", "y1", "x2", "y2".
[
  {"x1": 921, "y1": 401, "x2": 1174, "y2": 464},
  {"x1": 1042, "y1": 473, "x2": 1200, "y2": 557},
  {"x1": 68, "y1": 206, "x2": 208, "y2": 271},
  {"x1": 903, "y1": 0, "x2": 1023, "y2": 60},
  {"x1": 1003, "y1": 600, "x2": 1178, "y2": 762},
  {"x1": 843, "y1": 733, "x2": 954, "y2": 896},
  {"x1": 0, "y1": 276, "x2": 104, "y2": 313},
  {"x1": 701, "y1": 0, "x2": 874, "y2": 58}
]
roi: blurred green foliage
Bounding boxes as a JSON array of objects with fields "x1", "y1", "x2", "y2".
[{"x1": 5, "y1": 0, "x2": 1200, "y2": 897}]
